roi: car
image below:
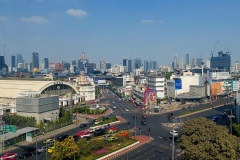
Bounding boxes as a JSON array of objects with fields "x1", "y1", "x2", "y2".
[
  {"x1": 101, "y1": 116, "x2": 109, "y2": 121},
  {"x1": 37, "y1": 146, "x2": 50, "y2": 153},
  {"x1": 112, "y1": 101, "x2": 115, "y2": 104},
  {"x1": 125, "y1": 109, "x2": 129, "y2": 112},
  {"x1": 169, "y1": 130, "x2": 179, "y2": 136},
  {"x1": 1, "y1": 152, "x2": 17, "y2": 160},
  {"x1": 101, "y1": 124, "x2": 110, "y2": 129},
  {"x1": 106, "y1": 137, "x2": 118, "y2": 142},
  {"x1": 22, "y1": 147, "x2": 36, "y2": 153},
  {"x1": 18, "y1": 152, "x2": 33, "y2": 159},
  {"x1": 79, "y1": 123, "x2": 88, "y2": 128},
  {"x1": 57, "y1": 135, "x2": 69, "y2": 141},
  {"x1": 47, "y1": 146, "x2": 55, "y2": 153},
  {"x1": 141, "y1": 120, "x2": 147, "y2": 125},
  {"x1": 43, "y1": 139, "x2": 55, "y2": 145},
  {"x1": 211, "y1": 115, "x2": 220, "y2": 122},
  {"x1": 88, "y1": 119, "x2": 98, "y2": 124},
  {"x1": 93, "y1": 129, "x2": 106, "y2": 136},
  {"x1": 76, "y1": 131, "x2": 92, "y2": 138},
  {"x1": 142, "y1": 115, "x2": 147, "y2": 119},
  {"x1": 107, "y1": 126, "x2": 118, "y2": 134},
  {"x1": 113, "y1": 106, "x2": 117, "y2": 109}
]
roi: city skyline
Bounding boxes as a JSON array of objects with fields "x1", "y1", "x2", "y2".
[{"x1": 0, "y1": 0, "x2": 240, "y2": 66}]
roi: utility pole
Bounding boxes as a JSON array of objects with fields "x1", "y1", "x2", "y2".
[
  {"x1": 172, "y1": 125, "x2": 175, "y2": 160},
  {"x1": 134, "y1": 112, "x2": 136, "y2": 137},
  {"x1": 228, "y1": 110, "x2": 235, "y2": 135},
  {"x1": 35, "y1": 135, "x2": 38, "y2": 160}
]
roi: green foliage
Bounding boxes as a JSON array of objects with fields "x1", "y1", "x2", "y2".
[
  {"x1": 178, "y1": 117, "x2": 240, "y2": 160},
  {"x1": 52, "y1": 136, "x2": 79, "y2": 160},
  {"x1": 73, "y1": 106, "x2": 107, "y2": 115},
  {"x1": 77, "y1": 138, "x2": 91, "y2": 155},
  {"x1": 233, "y1": 123, "x2": 240, "y2": 137},
  {"x1": 3, "y1": 114, "x2": 36, "y2": 128},
  {"x1": 92, "y1": 116, "x2": 118, "y2": 127},
  {"x1": 165, "y1": 72, "x2": 173, "y2": 80}
]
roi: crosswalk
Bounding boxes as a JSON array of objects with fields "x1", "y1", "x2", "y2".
[
  {"x1": 101, "y1": 90, "x2": 140, "y2": 114},
  {"x1": 111, "y1": 102, "x2": 139, "y2": 113}
]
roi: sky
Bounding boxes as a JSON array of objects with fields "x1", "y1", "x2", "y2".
[{"x1": 0, "y1": 0, "x2": 240, "y2": 67}]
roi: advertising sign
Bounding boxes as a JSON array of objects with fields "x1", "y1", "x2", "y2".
[
  {"x1": 143, "y1": 88, "x2": 157, "y2": 105},
  {"x1": 232, "y1": 80, "x2": 239, "y2": 92},
  {"x1": 3, "y1": 125, "x2": 16, "y2": 133},
  {"x1": 174, "y1": 79, "x2": 182, "y2": 90},
  {"x1": 26, "y1": 133, "x2": 32, "y2": 142}
]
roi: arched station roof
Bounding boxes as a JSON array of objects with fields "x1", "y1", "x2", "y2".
[{"x1": 0, "y1": 80, "x2": 78, "y2": 98}]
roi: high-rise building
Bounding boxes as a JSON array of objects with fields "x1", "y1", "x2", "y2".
[
  {"x1": 196, "y1": 58, "x2": 203, "y2": 67},
  {"x1": 17, "y1": 53, "x2": 24, "y2": 64},
  {"x1": 43, "y1": 58, "x2": 49, "y2": 69},
  {"x1": 210, "y1": 51, "x2": 231, "y2": 72},
  {"x1": 134, "y1": 58, "x2": 142, "y2": 69},
  {"x1": 127, "y1": 59, "x2": 132, "y2": 72},
  {"x1": 105, "y1": 62, "x2": 111, "y2": 69},
  {"x1": 152, "y1": 61, "x2": 158, "y2": 70},
  {"x1": 0, "y1": 56, "x2": 8, "y2": 74},
  {"x1": 186, "y1": 54, "x2": 189, "y2": 66},
  {"x1": 32, "y1": 52, "x2": 39, "y2": 69},
  {"x1": 11, "y1": 55, "x2": 16, "y2": 68},
  {"x1": 72, "y1": 60, "x2": 77, "y2": 66},
  {"x1": 143, "y1": 60, "x2": 149, "y2": 72},
  {"x1": 123, "y1": 59, "x2": 127, "y2": 66},
  {"x1": 100, "y1": 60, "x2": 105, "y2": 70}
]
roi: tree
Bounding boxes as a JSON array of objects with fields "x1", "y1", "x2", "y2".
[
  {"x1": 52, "y1": 136, "x2": 79, "y2": 160},
  {"x1": 77, "y1": 138, "x2": 91, "y2": 155},
  {"x1": 178, "y1": 117, "x2": 240, "y2": 160}
]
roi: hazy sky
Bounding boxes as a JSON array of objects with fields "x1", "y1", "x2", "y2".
[{"x1": 0, "y1": 0, "x2": 240, "y2": 67}]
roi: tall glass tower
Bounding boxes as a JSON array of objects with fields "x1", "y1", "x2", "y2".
[{"x1": 32, "y1": 52, "x2": 39, "y2": 68}]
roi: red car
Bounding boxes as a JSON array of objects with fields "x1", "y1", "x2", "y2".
[
  {"x1": 1, "y1": 152, "x2": 17, "y2": 160},
  {"x1": 107, "y1": 126, "x2": 118, "y2": 133},
  {"x1": 75, "y1": 131, "x2": 92, "y2": 138}
]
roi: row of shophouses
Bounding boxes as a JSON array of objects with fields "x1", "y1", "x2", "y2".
[{"x1": 111, "y1": 70, "x2": 240, "y2": 107}]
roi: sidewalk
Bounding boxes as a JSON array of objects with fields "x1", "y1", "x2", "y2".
[
  {"x1": 1, "y1": 117, "x2": 87, "y2": 154},
  {"x1": 1, "y1": 108, "x2": 120, "y2": 154}
]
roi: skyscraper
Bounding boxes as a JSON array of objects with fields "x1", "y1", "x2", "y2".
[
  {"x1": 0, "y1": 56, "x2": 8, "y2": 74},
  {"x1": 123, "y1": 59, "x2": 127, "y2": 66},
  {"x1": 32, "y1": 52, "x2": 39, "y2": 69},
  {"x1": 11, "y1": 55, "x2": 16, "y2": 68},
  {"x1": 43, "y1": 58, "x2": 49, "y2": 69},
  {"x1": 134, "y1": 58, "x2": 142, "y2": 69},
  {"x1": 100, "y1": 60, "x2": 105, "y2": 70},
  {"x1": 105, "y1": 62, "x2": 111, "y2": 69},
  {"x1": 210, "y1": 51, "x2": 231, "y2": 72},
  {"x1": 196, "y1": 58, "x2": 203, "y2": 67},
  {"x1": 186, "y1": 54, "x2": 189, "y2": 66},
  {"x1": 17, "y1": 53, "x2": 24, "y2": 64}
]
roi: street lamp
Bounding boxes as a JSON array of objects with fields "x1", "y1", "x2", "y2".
[
  {"x1": 52, "y1": 112, "x2": 58, "y2": 140},
  {"x1": 228, "y1": 110, "x2": 235, "y2": 135}
]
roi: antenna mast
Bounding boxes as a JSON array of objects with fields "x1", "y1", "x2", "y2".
[{"x1": 4, "y1": 25, "x2": 6, "y2": 58}]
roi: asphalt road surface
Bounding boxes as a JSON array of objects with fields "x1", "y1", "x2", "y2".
[{"x1": 6, "y1": 89, "x2": 234, "y2": 160}]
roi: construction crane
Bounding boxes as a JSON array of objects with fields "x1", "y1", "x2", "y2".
[{"x1": 211, "y1": 41, "x2": 228, "y2": 57}]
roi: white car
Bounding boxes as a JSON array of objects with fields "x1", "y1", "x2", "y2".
[
  {"x1": 113, "y1": 106, "x2": 117, "y2": 109},
  {"x1": 125, "y1": 109, "x2": 129, "y2": 112},
  {"x1": 112, "y1": 101, "x2": 115, "y2": 104},
  {"x1": 170, "y1": 130, "x2": 179, "y2": 136}
]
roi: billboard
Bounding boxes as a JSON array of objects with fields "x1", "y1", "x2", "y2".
[
  {"x1": 174, "y1": 79, "x2": 182, "y2": 90},
  {"x1": 233, "y1": 80, "x2": 239, "y2": 92},
  {"x1": 143, "y1": 88, "x2": 157, "y2": 106}
]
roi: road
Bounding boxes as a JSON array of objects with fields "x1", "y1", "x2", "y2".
[{"x1": 5, "y1": 89, "x2": 234, "y2": 160}]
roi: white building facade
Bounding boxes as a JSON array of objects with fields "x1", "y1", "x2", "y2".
[{"x1": 147, "y1": 76, "x2": 165, "y2": 99}]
